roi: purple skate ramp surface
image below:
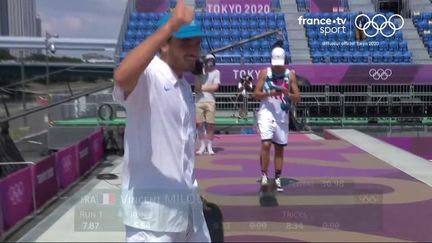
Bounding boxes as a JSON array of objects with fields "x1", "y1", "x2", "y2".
[{"x1": 195, "y1": 134, "x2": 432, "y2": 242}]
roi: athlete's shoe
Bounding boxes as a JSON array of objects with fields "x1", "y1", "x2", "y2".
[
  {"x1": 275, "y1": 177, "x2": 284, "y2": 192},
  {"x1": 207, "y1": 147, "x2": 215, "y2": 155},
  {"x1": 261, "y1": 175, "x2": 269, "y2": 186},
  {"x1": 196, "y1": 145, "x2": 206, "y2": 155}
]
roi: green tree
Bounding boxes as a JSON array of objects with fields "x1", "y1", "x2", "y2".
[
  {"x1": 25, "y1": 53, "x2": 83, "y2": 63},
  {"x1": 0, "y1": 49, "x2": 14, "y2": 60}
]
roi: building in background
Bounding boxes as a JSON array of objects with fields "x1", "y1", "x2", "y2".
[
  {"x1": 0, "y1": 0, "x2": 39, "y2": 57},
  {"x1": 36, "y1": 14, "x2": 42, "y2": 37},
  {"x1": 0, "y1": 0, "x2": 9, "y2": 36}
]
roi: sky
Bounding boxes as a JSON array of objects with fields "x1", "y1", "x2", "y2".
[
  {"x1": 36, "y1": 0, "x2": 128, "y2": 39},
  {"x1": 36, "y1": 0, "x2": 128, "y2": 57}
]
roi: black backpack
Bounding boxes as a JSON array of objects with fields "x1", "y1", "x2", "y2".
[{"x1": 203, "y1": 202, "x2": 224, "y2": 242}]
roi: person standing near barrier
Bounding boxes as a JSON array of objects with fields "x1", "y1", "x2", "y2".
[
  {"x1": 253, "y1": 46, "x2": 300, "y2": 192},
  {"x1": 112, "y1": 0, "x2": 210, "y2": 241},
  {"x1": 195, "y1": 54, "x2": 220, "y2": 155},
  {"x1": 236, "y1": 74, "x2": 254, "y2": 120}
]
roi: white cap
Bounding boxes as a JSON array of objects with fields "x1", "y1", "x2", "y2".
[
  {"x1": 271, "y1": 47, "x2": 285, "y2": 66},
  {"x1": 205, "y1": 54, "x2": 215, "y2": 60}
]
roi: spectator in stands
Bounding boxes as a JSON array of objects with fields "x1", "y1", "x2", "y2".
[
  {"x1": 355, "y1": 11, "x2": 367, "y2": 41},
  {"x1": 195, "y1": 54, "x2": 220, "y2": 155},
  {"x1": 253, "y1": 46, "x2": 300, "y2": 192},
  {"x1": 112, "y1": 0, "x2": 210, "y2": 241}
]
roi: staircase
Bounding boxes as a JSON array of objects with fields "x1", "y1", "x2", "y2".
[
  {"x1": 402, "y1": 21, "x2": 432, "y2": 63},
  {"x1": 347, "y1": 0, "x2": 374, "y2": 12},
  {"x1": 280, "y1": 0, "x2": 311, "y2": 63}
]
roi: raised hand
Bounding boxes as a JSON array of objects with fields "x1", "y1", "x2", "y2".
[{"x1": 168, "y1": 0, "x2": 195, "y2": 33}]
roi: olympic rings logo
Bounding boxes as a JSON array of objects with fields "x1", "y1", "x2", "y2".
[
  {"x1": 355, "y1": 14, "x2": 404, "y2": 38},
  {"x1": 8, "y1": 181, "x2": 25, "y2": 205},
  {"x1": 369, "y1": 68, "x2": 392, "y2": 80}
]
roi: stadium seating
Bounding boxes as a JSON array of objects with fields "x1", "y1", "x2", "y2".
[
  {"x1": 412, "y1": 12, "x2": 432, "y2": 56},
  {"x1": 122, "y1": 12, "x2": 291, "y2": 64},
  {"x1": 305, "y1": 12, "x2": 412, "y2": 63}
]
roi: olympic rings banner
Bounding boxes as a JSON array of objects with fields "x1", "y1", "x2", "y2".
[
  {"x1": 34, "y1": 155, "x2": 58, "y2": 209},
  {"x1": 355, "y1": 13, "x2": 404, "y2": 38},
  {"x1": 206, "y1": 0, "x2": 271, "y2": 13},
  {"x1": 0, "y1": 166, "x2": 34, "y2": 231},
  {"x1": 185, "y1": 64, "x2": 432, "y2": 85}
]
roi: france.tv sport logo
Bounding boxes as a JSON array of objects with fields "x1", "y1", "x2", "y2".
[
  {"x1": 299, "y1": 13, "x2": 404, "y2": 38},
  {"x1": 355, "y1": 14, "x2": 404, "y2": 38},
  {"x1": 298, "y1": 15, "x2": 348, "y2": 36}
]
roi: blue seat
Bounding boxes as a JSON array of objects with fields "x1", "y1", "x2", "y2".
[
  {"x1": 309, "y1": 40, "x2": 320, "y2": 51},
  {"x1": 330, "y1": 51, "x2": 342, "y2": 63},
  {"x1": 137, "y1": 13, "x2": 148, "y2": 21},
  {"x1": 382, "y1": 51, "x2": 392, "y2": 63},
  {"x1": 212, "y1": 39, "x2": 221, "y2": 48},
  {"x1": 360, "y1": 51, "x2": 370, "y2": 63},
  {"x1": 372, "y1": 52, "x2": 382, "y2": 63},
  {"x1": 340, "y1": 52, "x2": 349, "y2": 63},
  {"x1": 128, "y1": 21, "x2": 138, "y2": 30},
  {"x1": 123, "y1": 40, "x2": 133, "y2": 51},
  {"x1": 350, "y1": 51, "x2": 360, "y2": 63},
  {"x1": 394, "y1": 51, "x2": 404, "y2": 63},
  {"x1": 195, "y1": 12, "x2": 203, "y2": 19},
  {"x1": 368, "y1": 41, "x2": 378, "y2": 51},
  {"x1": 277, "y1": 20, "x2": 285, "y2": 28},
  {"x1": 268, "y1": 20, "x2": 277, "y2": 29},
  {"x1": 307, "y1": 30, "x2": 318, "y2": 39},
  {"x1": 126, "y1": 30, "x2": 135, "y2": 39},
  {"x1": 418, "y1": 21, "x2": 428, "y2": 33},
  {"x1": 413, "y1": 12, "x2": 422, "y2": 24},
  {"x1": 379, "y1": 41, "x2": 389, "y2": 51},
  {"x1": 403, "y1": 51, "x2": 412, "y2": 63},
  {"x1": 398, "y1": 40, "x2": 408, "y2": 51},
  {"x1": 424, "y1": 12, "x2": 432, "y2": 21},
  {"x1": 130, "y1": 12, "x2": 139, "y2": 21},
  {"x1": 393, "y1": 30, "x2": 403, "y2": 41},
  {"x1": 389, "y1": 41, "x2": 398, "y2": 51}
]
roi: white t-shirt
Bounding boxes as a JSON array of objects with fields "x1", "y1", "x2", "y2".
[
  {"x1": 112, "y1": 56, "x2": 204, "y2": 233},
  {"x1": 259, "y1": 67, "x2": 291, "y2": 124},
  {"x1": 195, "y1": 69, "x2": 220, "y2": 103}
]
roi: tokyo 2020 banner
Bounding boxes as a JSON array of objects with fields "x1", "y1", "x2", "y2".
[
  {"x1": 206, "y1": 0, "x2": 271, "y2": 13},
  {"x1": 185, "y1": 64, "x2": 432, "y2": 85},
  {"x1": 56, "y1": 145, "x2": 79, "y2": 190},
  {"x1": 34, "y1": 155, "x2": 58, "y2": 209}
]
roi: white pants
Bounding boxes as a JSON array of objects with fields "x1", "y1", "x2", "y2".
[{"x1": 125, "y1": 208, "x2": 211, "y2": 242}]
